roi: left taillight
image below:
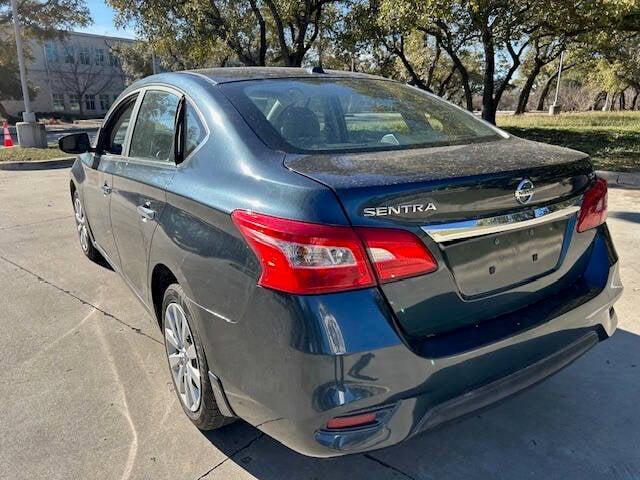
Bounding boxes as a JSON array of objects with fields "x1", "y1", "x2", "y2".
[
  {"x1": 231, "y1": 210, "x2": 437, "y2": 295},
  {"x1": 231, "y1": 210, "x2": 376, "y2": 294},
  {"x1": 577, "y1": 177, "x2": 608, "y2": 233}
]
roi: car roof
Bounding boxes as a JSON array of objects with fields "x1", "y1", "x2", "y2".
[{"x1": 179, "y1": 67, "x2": 391, "y2": 85}]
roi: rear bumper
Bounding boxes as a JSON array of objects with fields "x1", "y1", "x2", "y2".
[
  {"x1": 195, "y1": 254, "x2": 622, "y2": 458},
  {"x1": 315, "y1": 327, "x2": 603, "y2": 453}
]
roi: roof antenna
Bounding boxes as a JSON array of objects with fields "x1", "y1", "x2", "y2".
[{"x1": 306, "y1": 65, "x2": 325, "y2": 74}]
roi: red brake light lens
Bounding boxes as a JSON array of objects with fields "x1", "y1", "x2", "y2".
[
  {"x1": 577, "y1": 178, "x2": 608, "y2": 233},
  {"x1": 356, "y1": 227, "x2": 438, "y2": 283},
  {"x1": 231, "y1": 210, "x2": 376, "y2": 294},
  {"x1": 326, "y1": 412, "x2": 377, "y2": 430},
  {"x1": 231, "y1": 210, "x2": 437, "y2": 294}
]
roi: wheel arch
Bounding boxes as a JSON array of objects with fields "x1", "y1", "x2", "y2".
[
  {"x1": 150, "y1": 263, "x2": 178, "y2": 328},
  {"x1": 69, "y1": 179, "x2": 77, "y2": 199}
]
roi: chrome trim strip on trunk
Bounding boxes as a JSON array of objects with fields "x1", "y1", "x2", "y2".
[{"x1": 422, "y1": 197, "x2": 582, "y2": 242}]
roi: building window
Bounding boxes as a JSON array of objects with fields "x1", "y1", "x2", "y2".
[
  {"x1": 109, "y1": 52, "x2": 119, "y2": 66},
  {"x1": 99, "y1": 94, "x2": 111, "y2": 111},
  {"x1": 52, "y1": 93, "x2": 65, "y2": 111},
  {"x1": 45, "y1": 42, "x2": 59, "y2": 64},
  {"x1": 85, "y1": 94, "x2": 96, "y2": 111},
  {"x1": 64, "y1": 46, "x2": 75, "y2": 64},
  {"x1": 79, "y1": 47, "x2": 91, "y2": 65},
  {"x1": 95, "y1": 48, "x2": 105, "y2": 65},
  {"x1": 68, "y1": 94, "x2": 80, "y2": 111}
]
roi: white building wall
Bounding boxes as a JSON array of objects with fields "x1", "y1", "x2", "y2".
[{"x1": 3, "y1": 31, "x2": 135, "y2": 119}]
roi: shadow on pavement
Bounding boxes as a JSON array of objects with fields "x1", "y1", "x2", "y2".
[
  {"x1": 0, "y1": 158, "x2": 74, "y2": 171},
  {"x1": 609, "y1": 211, "x2": 640, "y2": 225},
  {"x1": 202, "y1": 329, "x2": 640, "y2": 479}
]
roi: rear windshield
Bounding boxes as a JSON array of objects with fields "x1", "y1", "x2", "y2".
[{"x1": 221, "y1": 78, "x2": 501, "y2": 153}]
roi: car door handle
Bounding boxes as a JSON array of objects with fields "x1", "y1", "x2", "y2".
[
  {"x1": 137, "y1": 203, "x2": 156, "y2": 221},
  {"x1": 101, "y1": 184, "x2": 112, "y2": 195}
]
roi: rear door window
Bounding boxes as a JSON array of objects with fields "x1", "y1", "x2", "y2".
[
  {"x1": 184, "y1": 102, "x2": 206, "y2": 158},
  {"x1": 129, "y1": 90, "x2": 180, "y2": 162}
]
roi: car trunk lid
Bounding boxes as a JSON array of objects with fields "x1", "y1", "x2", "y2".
[{"x1": 285, "y1": 137, "x2": 595, "y2": 337}]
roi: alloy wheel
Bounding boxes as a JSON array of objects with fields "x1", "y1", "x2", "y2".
[
  {"x1": 164, "y1": 302, "x2": 201, "y2": 412},
  {"x1": 74, "y1": 196, "x2": 90, "y2": 253}
]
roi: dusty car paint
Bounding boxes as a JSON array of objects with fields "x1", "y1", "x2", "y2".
[{"x1": 68, "y1": 68, "x2": 622, "y2": 457}]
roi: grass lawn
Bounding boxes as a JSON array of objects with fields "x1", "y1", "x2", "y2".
[
  {"x1": 0, "y1": 146, "x2": 71, "y2": 162},
  {"x1": 497, "y1": 111, "x2": 640, "y2": 172}
]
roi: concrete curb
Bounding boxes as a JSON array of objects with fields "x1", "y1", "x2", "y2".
[
  {"x1": 596, "y1": 170, "x2": 640, "y2": 189},
  {"x1": 0, "y1": 157, "x2": 75, "y2": 171}
]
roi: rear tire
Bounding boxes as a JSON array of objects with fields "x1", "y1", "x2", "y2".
[
  {"x1": 73, "y1": 190, "x2": 103, "y2": 264},
  {"x1": 161, "y1": 283, "x2": 235, "y2": 430}
]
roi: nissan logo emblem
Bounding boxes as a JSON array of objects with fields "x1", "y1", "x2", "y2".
[{"x1": 515, "y1": 179, "x2": 535, "y2": 205}]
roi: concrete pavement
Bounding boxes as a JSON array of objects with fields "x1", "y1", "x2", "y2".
[{"x1": 0, "y1": 168, "x2": 638, "y2": 479}]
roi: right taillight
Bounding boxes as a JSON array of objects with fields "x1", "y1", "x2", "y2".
[
  {"x1": 577, "y1": 177, "x2": 608, "y2": 233},
  {"x1": 355, "y1": 227, "x2": 438, "y2": 283},
  {"x1": 231, "y1": 210, "x2": 437, "y2": 295}
]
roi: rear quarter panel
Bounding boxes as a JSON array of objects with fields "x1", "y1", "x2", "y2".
[{"x1": 147, "y1": 85, "x2": 350, "y2": 388}]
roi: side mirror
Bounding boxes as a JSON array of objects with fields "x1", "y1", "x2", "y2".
[{"x1": 59, "y1": 133, "x2": 93, "y2": 154}]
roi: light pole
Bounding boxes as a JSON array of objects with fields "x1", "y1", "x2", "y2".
[
  {"x1": 549, "y1": 50, "x2": 564, "y2": 116},
  {"x1": 9, "y1": 0, "x2": 47, "y2": 147}
]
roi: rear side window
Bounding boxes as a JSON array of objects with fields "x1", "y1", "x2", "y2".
[
  {"x1": 129, "y1": 90, "x2": 179, "y2": 162},
  {"x1": 221, "y1": 78, "x2": 500, "y2": 153},
  {"x1": 184, "y1": 103, "x2": 206, "y2": 158}
]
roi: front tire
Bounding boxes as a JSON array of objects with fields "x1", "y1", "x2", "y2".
[
  {"x1": 162, "y1": 283, "x2": 234, "y2": 430},
  {"x1": 73, "y1": 190, "x2": 102, "y2": 263}
]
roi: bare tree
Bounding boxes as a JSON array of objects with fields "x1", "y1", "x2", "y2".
[{"x1": 48, "y1": 42, "x2": 115, "y2": 117}]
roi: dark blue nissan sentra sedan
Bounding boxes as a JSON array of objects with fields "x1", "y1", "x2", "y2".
[{"x1": 60, "y1": 67, "x2": 622, "y2": 457}]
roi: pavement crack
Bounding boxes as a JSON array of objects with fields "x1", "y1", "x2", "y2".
[
  {"x1": 0, "y1": 254, "x2": 162, "y2": 346},
  {"x1": 364, "y1": 454, "x2": 420, "y2": 480},
  {"x1": 94, "y1": 320, "x2": 139, "y2": 480},
  {"x1": 196, "y1": 433, "x2": 265, "y2": 479},
  {"x1": 254, "y1": 417, "x2": 283, "y2": 428}
]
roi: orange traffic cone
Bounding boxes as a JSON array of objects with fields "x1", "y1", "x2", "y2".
[{"x1": 3, "y1": 121, "x2": 14, "y2": 147}]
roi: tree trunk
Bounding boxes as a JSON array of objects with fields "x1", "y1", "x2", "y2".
[
  {"x1": 263, "y1": 0, "x2": 292, "y2": 66},
  {"x1": 515, "y1": 60, "x2": 543, "y2": 115},
  {"x1": 444, "y1": 54, "x2": 473, "y2": 111},
  {"x1": 533, "y1": 62, "x2": 575, "y2": 111},
  {"x1": 437, "y1": 65, "x2": 457, "y2": 97},
  {"x1": 536, "y1": 73, "x2": 555, "y2": 111},
  {"x1": 592, "y1": 91, "x2": 606, "y2": 110},
  {"x1": 619, "y1": 90, "x2": 626, "y2": 110},
  {"x1": 393, "y1": 37, "x2": 430, "y2": 91},
  {"x1": 248, "y1": 0, "x2": 267, "y2": 66},
  {"x1": 631, "y1": 88, "x2": 639, "y2": 110},
  {"x1": 459, "y1": 68, "x2": 473, "y2": 112},
  {"x1": 423, "y1": 25, "x2": 473, "y2": 111},
  {"x1": 424, "y1": 38, "x2": 441, "y2": 90},
  {"x1": 481, "y1": 30, "x2": 496, "y2": 124}
]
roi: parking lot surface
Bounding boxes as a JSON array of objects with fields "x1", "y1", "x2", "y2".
[{"x1": 1, "y1": 167, "x2": 639, "y2": 480}]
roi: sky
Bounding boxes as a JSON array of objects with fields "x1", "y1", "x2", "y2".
[{"x1": 76, "y1": 0, "x2": 136, "y2": 39}]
